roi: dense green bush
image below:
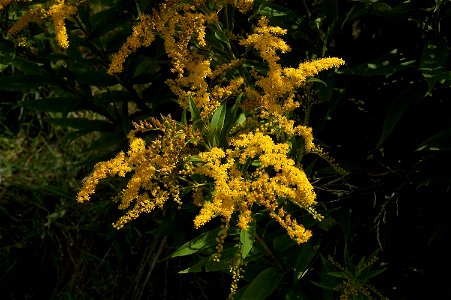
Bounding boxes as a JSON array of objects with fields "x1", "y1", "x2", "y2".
[{"x1": 1, "y1": 0, "x2": 450, "y2": 299}]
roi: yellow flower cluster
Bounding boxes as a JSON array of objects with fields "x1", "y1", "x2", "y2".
[
  {"x1": 76, "y1": 0, "x2": 345, "y2": 269},
  {"x1": 0, "y1": 0, "x2": 13, "y2": 10},
  {"x1": 48, "y1": 0, "x2": 77, "y2": 48},
  {"x1": 239, "y1": 17, "x2": 290, "y2": 66},
  {"x1": 239, "y1": 16, "x2": 345, "y2": 117},
  {"x1": 6, "y1": 0, "x2": 77, "y2": 49},
  {"x1": 189, "y1": 131, "x2": 319, "y2": 244},
  {"x1": 7, "y1": 5, "x2": 47, "y2": 36},
  {"x1": 107, "y1": 1, "x2": 216, "y2": 75},
  {"x1": 107, "y1": 0, "x2": 255, "y2": 118},
  {"x1": 107, "y1": 14, "x2": 156, "y2": 74},
  {"x1": 77, "y1": 116, "x2": 201, "y2": 229},
  {"x1": 73, "y1": 2, "x2": 347, "y2": 295}
]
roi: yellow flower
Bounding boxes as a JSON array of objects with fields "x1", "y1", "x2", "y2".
[
  {"x1": 239, "y1": 17, "x2": 345, "y2": 117},
  {"x1": 77, "y1": 116, "x2": 201, "y2": 229},
  {"x1": 48, "y1": 0, "x2": 77, "y2": 48},
  {"x1": 189, "y1": 131, "x2": 319, "y2": 244},
  {"x1": 8, "y1": 5, "x2": 47, "y2": 36},
  {"x1": 108, "y1": 14, "x2": 156, "y2": 74},
  {"x1": 8, "y1": 0, "x2": 77, "y2": 49},
  {"x1": 298, "y1": 57, "x2": 346, "y2": 78},
  {"x1": 239, "y1": 16, "x2": 290, "y2": 66},
  {"x1": 0, "y1": 0, "x2": 13, "y2": 10}
]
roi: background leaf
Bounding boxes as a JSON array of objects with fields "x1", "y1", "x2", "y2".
[{"x1": 240, "y1": 267, "x2": 282, "y2": 300}]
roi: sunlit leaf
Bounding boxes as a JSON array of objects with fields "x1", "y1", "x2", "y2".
[
  {"x1": 168, "y1": 228, "x2": 220, "y2": 258},
  {"x1": 240, "y1": 220, "x2": 256, "y2": 259}
]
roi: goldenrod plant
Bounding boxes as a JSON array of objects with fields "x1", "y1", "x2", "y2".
[
  {"x1": 36, "y1": 1, "x2": 341, "y2": 295},
  {"x1": 72, "y1": 0, "x2": 347, "y2": 296},
  {"x1": 2, "y1": 0, "x2": 346, "y2": 297},
  {"x1": 6, "y1": 0, "x2": 449, "y2": 299}
]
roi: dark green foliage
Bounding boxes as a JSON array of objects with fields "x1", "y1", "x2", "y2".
[{"x1": 1, "y1": 0, "x2": 450, "y2": 299}]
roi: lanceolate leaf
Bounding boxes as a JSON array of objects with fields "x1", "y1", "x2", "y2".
[
  {"x1": 0, "y1": 39, "x2": 15, "y2": 66},
  {"x1": 420, "y1": 39, "x2": 449, "y2": 92},
  {"x1": 360, "y1": 268, "x2": 387, "y2": 281},
  {"x1": 240, "y1": 267, "x2": 282, "y2": 300},
  {"x1": 325, "y1": 271, "x2": 353, "y2": 280},
  {"x1": 20, "y1": 97, "x2": 82, "y2": 113},
  {"x1": 293, "y1": 241, "x2": 321, "y2": 281},
  {"x1": 240, "y1": 220, "x2": 256, "y2": 259},
  {"x1": 177, "y1": 247, "x2": 237, "y2": 273},
  {"x1": 168, "y1": 228, "x2": 220, "y2": 258},
  {"x1": 48, "y1": 118, "x2": 113, "y2": 131},
  {"x1": 343, "y1": 49, "x2": 415, "y2": 76},
  {"x1": 416, "y1": 128, "x2": 451, "y2": 152},
  {"x1": 207, "y1": 103, "x2": 227, "y2": 147},
  {"x1": 0, "y1": 75, "x2": 54, "y2": 91}
]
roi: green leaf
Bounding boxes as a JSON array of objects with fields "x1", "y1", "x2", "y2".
[
  {"x1": 73, "y1": 70, "x2": 118, "y2": 87},
  {"x1": 0, "y1": 39, "x2": 15, "y2": 67},
  {"x1": 360, "y1": 268, "x2": 387, "y2": 281},
  {"x1": 187, "y1": 155, "x2": 205, "y2": 163},
  {"x1": 90, "y1": 8, "x2": 129, "y2": 39},
  {"x1": 343, "y1": 242, "x2": 354, "y2": 272},
  {"x1": 315, "y1": 72, "x2": 334, "y2": 103},
  {"x1": 272, "y1": 234, "x2": 296, "y2": 253},
  {"x1": 307, "y1": 77, "x2": 327, "y2": 86},
  {"x1": 19, "y1": 97, "x2": 82, "y2": 113},
  {"x1": 92, "y1": 90, "x2": 130, "y2": 107},
  {"x1": 257, "y1": 3, "x2": 297, "y2": 19},
  {"x1": 318, "y1": 216, "x2": 337, "y2": 231},
  {"x1": 207, "y1": 103, "x2": 227, "y2": 147},
  {"x1": 168, "y1": 228, "x2": 220, "y2": 258},
  {"x1": 214, "y1": 31, "x2": 229, "y2": 47},
  {"x1": 133, "y1": 57, "x2": 161, "y2": 78},
  {"x1": 343, "y1": 49, "x2": 415, "y2": 76},
  {"x1": 86, "y1": 130, "x2": 126, "y2": 153},
  {"x1": 225, "y1": 4, "x2": 235, "y2": 32},
  {"x1": 48, "y1": 118, "x2": 113, "y2": 131},
  {"x1": 205, "y1": 247, "x2": 236, "y2": 272},
  {"x1": 310, "y1": 280, "x2": 337, "y2": 291},
  {"x1": 341, "y1": 3, "x2": 371, "y2": 29},
  {"x1": 417, "y1": 128, "x2": 451, "y2": 152},
  {"x1": 420, "y1": 39, "x2": 449, "y2": 92},
  {"x1": 178, "y1": 246, "x2": 237, "y2": 273},
  {"x1": 189, "y1": 97, "x2": 204, "y2": 131},
  {"x1": 11, "y1": 57, "x2": 49, "y2": 76},
  {"x1": 0, "y1": 75, "x2": 54, "y2": 91},
  {"x1": 189, "y1": 97, "x2": 201, "y2": 121},
  {"x1": 420, "y1": 40, "x2": 448, "y2": 69},
  {"x1": 240, "y1": 221, "x2": 256, "y2": 259},
  {"x1": 321, "y1": 0, "x2": 338, "y2": 39},
  {"x1": 371, "y1": 2, "x2": 393, "y2": 16},
  {"x1": 355, "y1": 256, "x2": 367, "y2": 276},
  {"x1": 234, "y1": 112, "x2": 246, "y2": 128},
  {"x1": 221, "y1": 94, "x2": 243, "y2": 139},
  {"x1": 240, "y1": 267, "x2": 282, "y2": 300},
  {"x1": 325, "y1": 271, "x2": 353, "y2": 280},
  {"x1": 135, "y1": 0, "x2": 150, "y2": 15},
  {"x1": 293, "y1": 241, "x2": 320, "y2": 281},
  {"x1": 178, "y1": 257, "x2": 208, "y2": 273},
  {"x1": 248, "y1": 0, "x2": 272, "y2": 21}
]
